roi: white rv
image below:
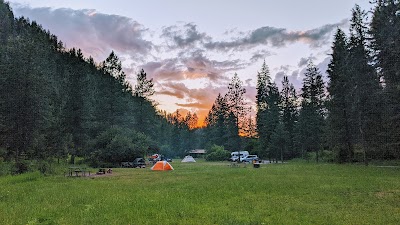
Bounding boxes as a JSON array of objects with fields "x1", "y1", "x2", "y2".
[{"x1": 230, "y1": 151, "x2": 249, "y2": 162}]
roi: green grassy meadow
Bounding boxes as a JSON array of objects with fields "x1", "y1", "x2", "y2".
[{"x1": 0, "y1": 160, "x2": 399, "y2": 225}]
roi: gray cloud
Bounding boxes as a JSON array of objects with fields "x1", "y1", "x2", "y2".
[
  {"x1": 204, "y1": 19, "x2": 348, "y2": 51},
  {"x1": 161, "y1": 23, "x2": 209, "y2": 48},
  {"x1": 141, "y1": 49, "x2": 245, "y2": 82},
  {"x1": 204, "y1": 26, "x2": 285, "y2": 51},
  {"x1": 298, "y1": 57, "x2": 309, "y2": 68},
  {"x1": 12, "y1": 5, "x2": 153, "y2": 61},
  {"x1": 250, "y1": 49, "x2": 274, "y2": 63},
  {"x1": 298, "y1": 55, "x2": 317, "y2": 67}
]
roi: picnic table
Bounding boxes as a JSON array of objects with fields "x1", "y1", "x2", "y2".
[
  {"x1": 67, "y1": 167, "x2": 90, "y2": 177},
  {"x1": 97, "y1": 168, "x2": 112, "y2": 175},
  {"x1": 253, "y1": 160, "x2": 261, "y2": 168}
]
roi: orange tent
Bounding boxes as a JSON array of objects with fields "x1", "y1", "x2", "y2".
[{"x1": 151, "y1": 161, "x2": 174, "y2": 171}]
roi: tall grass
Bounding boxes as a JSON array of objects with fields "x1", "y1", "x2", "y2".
[{"x1": 0, "y1": 161, "x2": 399, "y2": 224}]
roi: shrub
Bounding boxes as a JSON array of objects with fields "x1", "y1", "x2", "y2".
[
  {"x1": 321, "y1": 150, "x2": 336, "y2": 162},
  {"x1": 205, "y1": 145, "x2": 230, "y2": 161},
  {"x1": 11, "y1": 160, "x2": 31, "y2": 175},
  {"x1": 37, "y1": 160, "x2": 55, "y2": 175},
  {"x1": 0, "y1": 162, "x2": 12, "y2": 176},
  {"x1": 87, "y1": 126, "x2": 152, "y2": 167}
]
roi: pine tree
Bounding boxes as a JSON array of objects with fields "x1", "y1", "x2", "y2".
[
  {"x1": 255, "y1": 61, "x2": 281, "y2": 160},
  {"x1": 205, "y1": 94, "x2": 229, "y2": 147},
  {"x1": 295, "y1": 61, "x2": 325, "y2": 162},
  {"x1": 185, "y1": 112, "x2": 199, "y2": 130},
  {"x1": 256, "y1": 61, "x2": 271, "y2": 112},
  {"x1": 134, "y1": 68, "x2": 155, "y2": 99},
  {"x1": 270, "y1": 122, "x2": 289, "y2": 163},
  {"x1": 281, "y1": 76, "x2": 298, "y2": 159},
  {"x1": 256, "y1": 61, "x2": 271, "y2": 158},
  {"x1": 0, "y1": 0, "x2": 14, "y2": 43},
  {"x1": 226, "y1": 73, "x2": 247, "y2": 129},
  {"x1": 224, "y1": 111, "x2": 240, "y2": 151},
  {"x1": 61, "y1": 48, "x2": 89, "y2": 163},
  {"x1": 370, "y1": 0, "x2": 400, "y2": 86},
  {"x1": 99, "y1": 51, "x2": 131, "y2": 128},
  {"x1": 348, "y1": 4, "x2": 381, "y2": 164},
  {"x1": 133, "y1": 69, "x2": 156, "y2": 134},
  {"x1": 370, "y1": 0, "x2": 400, "y2": 159},
  {"x1": 241, "y1": 113, "x2": 257, "y2": 138},
  {"x1": 169, "y1": 110, "x2": 188, "y2": 156},
  {"x1": 265, "y1": 81, "x2": 281, "y2": 160},
  {"x1": 225, "y1": 73, "x2": 247, "y2": 151},
  {"x1": 326, "y1": 28, "x2": 354, "y2": 162},
  {"x1": 102, "y1": 51, "x2": 131, "y2": 92}
]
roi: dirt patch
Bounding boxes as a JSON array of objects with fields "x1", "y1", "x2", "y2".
[{"x1": 375, "y1": 189, "x2": 400, "y2": 198}]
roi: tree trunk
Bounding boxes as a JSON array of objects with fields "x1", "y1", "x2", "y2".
[
  {"x1": 360, "y1": 126, "x2": 368, "y2": 166},
  {"x1": 70, "y1": 154, "x2": 75, "y2": 164},
  {"x1": 343, "y1": 108, "x2": 353, "y2": 163}
]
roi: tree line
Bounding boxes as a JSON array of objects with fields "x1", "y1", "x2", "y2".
[
  {"x1": 0, "y1": 1, "x2": 203, "y2": 172},
  {"x1": 0, "y1": 1, "x2": 399, "y2": 173},
  {"x1": 202, "y1": 2, "x2": 400, "y2": 164}
]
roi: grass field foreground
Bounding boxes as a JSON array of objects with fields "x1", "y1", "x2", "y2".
[{"x1": 0, "y1": 161, "x2": 399, "y2": 224}]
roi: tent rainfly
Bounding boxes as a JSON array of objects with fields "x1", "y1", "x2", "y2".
[
  {"x1": 151, "y1": 161, "x2": 174, "y2": 171},
  {"x1": 181, "y1": 155, "x2": 196, "y2": 163}
]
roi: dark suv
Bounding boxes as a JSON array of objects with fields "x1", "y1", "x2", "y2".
[
  {"x1": 132, "y1": 158, "x2": 146, "y2": 168},
  {"x1": 241, "y1": 155, "x2": 259, "y2": 163}
]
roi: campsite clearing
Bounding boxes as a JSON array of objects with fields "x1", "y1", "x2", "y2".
[{"x1": 0, "y1": 160, "x2": 399, "y2": 224}]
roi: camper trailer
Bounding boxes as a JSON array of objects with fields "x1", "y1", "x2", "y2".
[{"x1": 230, "y1": 151, "x2": 249, "y2": 162}]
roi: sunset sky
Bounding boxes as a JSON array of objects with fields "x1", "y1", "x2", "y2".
[{"x1": 8, "y1": 0, "x2": 371, "y2": 124}]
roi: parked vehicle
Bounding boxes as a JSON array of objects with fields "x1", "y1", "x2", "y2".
[
  {"x1": 229, "y1": 151, "x2": 249, "y2": 162},
  {"x1": 121, "y1": 162, "x2": 133, "y2": 168},
  {"x1": 241, "y1": 155, "x2": 259, "y2": 163},
  {"x1": 148, "y1": 154, "x2": 161, "y2": 164},
  {"x1": 121, "y1": 158, "x2": 146, "y2": 168},
  {"x1": 132, "y1": 158, "x2": 146, "y2": 168}
]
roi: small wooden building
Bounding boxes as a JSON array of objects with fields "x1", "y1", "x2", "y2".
[{"x1": 188, "y1": 149, "x2": 206, "y2": 158}]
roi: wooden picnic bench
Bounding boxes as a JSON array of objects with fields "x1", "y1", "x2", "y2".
[
  {"x1": 96, "y1": 168, "x2": 112, "y2": 175},
  {"x1": 97, "y1": 168, "x2": 106, "y2": 174},
  {"x1": 66, "y1": 167, "x2": 90, "y2": 177}
]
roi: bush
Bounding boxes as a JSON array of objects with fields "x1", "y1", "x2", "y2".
[
  {"x1": 87, "y1": 126, "x2": 152, "y2": 167},
  {"x1": 0, "y1": 162, "x2": 12, "y2": 176},
  {"x1": 206, "y1": 144, "x2": 224, "y2": 154},
  {"x1": 205, "y1": 145, "x2": 230, "y2": 161},
  {"x1": 11, "y1": 160, "x2": 31, "y2": 175},
  {"x1": 321, "y1": 150, "x2": 336, "y2": 162},
  {"x1": 36, "y1": 160, "x2": 55, "y2": 175}
]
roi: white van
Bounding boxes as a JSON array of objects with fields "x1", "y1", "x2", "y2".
[{"x1": 230, "y1": 151, "x2": 249, "y2": 162}]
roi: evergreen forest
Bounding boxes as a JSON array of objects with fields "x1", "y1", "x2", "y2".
[{"x1": 0, "y1": 1, "x2": 399, "y2": 174}]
